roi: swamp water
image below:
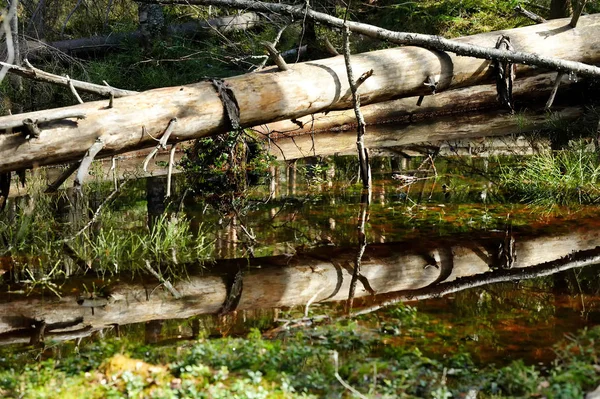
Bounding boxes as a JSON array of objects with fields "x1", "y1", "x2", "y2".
[{"x1": 1, "y1": 153, "x2": 600, "y2": 397}]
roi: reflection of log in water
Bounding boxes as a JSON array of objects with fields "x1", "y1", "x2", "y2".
[{"x1": 1, "y1": 224, "x2": 600, "y2": 342}]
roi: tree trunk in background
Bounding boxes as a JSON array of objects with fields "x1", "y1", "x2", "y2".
[
  {"x1": 550, "y1": 0, "x2": 572, "y2": 19},
  {"x1": 138, "y1": 3, "x2": 165, "y2": 48},
  {"x1": 8, "y1": 0, "x2": 23, "y2": 113}
]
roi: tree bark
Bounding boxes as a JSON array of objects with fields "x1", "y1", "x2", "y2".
[
  {"x1": 268, "y1": 106, "x2": 582, "y2": 160},
  {"x1": 256, "y1": 73, "x2": 571, "y2": 137},
  {"x1": 550, "y1": 0, "x2": 572, "y2": 19},
  {"x1": 1, "y1": 15, "x2": 600, "y2": 173}
]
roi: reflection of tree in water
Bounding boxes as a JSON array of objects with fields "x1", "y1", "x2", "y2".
[{"x1": 181, "y1": 131, "x2": 274, "y2": 258}]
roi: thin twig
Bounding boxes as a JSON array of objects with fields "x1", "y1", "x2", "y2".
[
  {"x1": 45, "y1": 162, "x2": 81, "y2": 193},
  {"x1": 144, "y1": 260, "x2": 182, "y2": 299},
  {"x1": 545, "y1": 72, "x2": 564, "y2": 110},
  {"x1": 66, "y1": 74, "x2": 84, "y2": 104},
  {"x1": 63, "y1": 180, "x2": 128, "y2": 243},
  {"x1": 143, "y1": 118, "x2": 178, "y2": 172},
  {"x1": 331, "y1": 350, "x2": 369, "y2": 399}
]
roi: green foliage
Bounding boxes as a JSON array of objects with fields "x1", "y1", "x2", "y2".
[
  {"x1": 359, "y1": 0, "x2": 527, "y2": 50},
  {"x1": 499, "y1": 142, "x2": 600, "y2": 206},
  {"x1": 180, "y1": 131, "x2": 275, "y2": 200}
]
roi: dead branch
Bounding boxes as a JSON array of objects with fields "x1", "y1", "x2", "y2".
[
  {"x1": 143, "y1": 118, "x2": 178, "y2": 172},
  {"x1": 261, "y1": 41, "x2": 289, "y2": 71},
  {"x1": 166, "y1": 143, "x2": 177, "y2": 198},
  {"x1": 331, "y1": 350, "x2": 369, "y2": 399},
  {"x1": 545, "y1": 72, "x2": 564, "y2": 109},
  {"x1": 342, "y1": 24, "x2": 371, "y2": 188},
  {"x1": 74, "y1": 139, "x2": 104, "y2": 189},
  {"x1": 144, "y1": 260, "x2": 182, "y2": 299},
  {"x1": 138, "y1": 0, "x2": 600, "y2": 78},
  {"x1": 66, "y1": 74, "x2": 84, "y2": 104},
  {"x1": 63, "y1": 179, "x2": 128, "y2": 242},
  {"x1": 514, "y1": 5, "x2": 547, "y2": 24},
  {"x1": 571, "y1": 0, "x2": 588, "y2": 28},
  {"x1": 45, "y1": 162, "x2": 81, "y2": 193},
  {"x1": 0, "y1": 60, "x2": 138, "y2": 98}
]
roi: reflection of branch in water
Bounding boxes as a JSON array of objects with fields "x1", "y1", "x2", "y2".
[
  {"x1": 346, "y1": 190, "x2": 371, "y2": 313},
  {"x1": 348, "y1": 247, "x2": 600, "y2": 318}
]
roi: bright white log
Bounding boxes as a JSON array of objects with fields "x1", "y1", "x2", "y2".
[{"x1": 1, "y1": 15, "x2": 600, "y2": 173}]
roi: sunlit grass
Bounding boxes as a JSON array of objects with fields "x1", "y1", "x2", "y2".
[{"x1": 500, "y1": 142, "x2": 600, "y2": 206}]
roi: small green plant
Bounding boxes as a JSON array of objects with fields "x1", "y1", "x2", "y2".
[{"x1": 499, "y1": 141, "x2": 600, "y2": 206}]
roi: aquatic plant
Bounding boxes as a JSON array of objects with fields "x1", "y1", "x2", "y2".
[{"x1": 499, "y1": 141, "x2": 600, "y2": 206}]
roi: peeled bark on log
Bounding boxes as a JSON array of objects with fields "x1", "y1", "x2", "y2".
[
  {"x1": 20, "y1": 12, "x2": 260, "y2": 59},
  {"x1": 268, "y1": 106, "x2": 582, "y2": 160},
  {"x1": 1, "y1": 221, "x2": 600, "y2": 336},
  {"x1": 256, "y1": 73, "x2": 569, "y2": 136},
  {"x1": 2, "y1": 15, "x2": 600, "y2": 173}
]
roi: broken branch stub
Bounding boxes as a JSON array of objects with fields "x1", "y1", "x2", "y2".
[
  {"x1": 74, "y1": 139, "x2": 105, "y2": 189},
  {"x1": 143, "y1": 118, "x2": 178, "y2": 172}
]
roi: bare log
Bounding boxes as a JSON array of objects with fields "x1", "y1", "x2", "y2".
[
  {"x1": 268, "y1": 107, "x2": 582, "y2": 160},
  {"x1": 257, "y1": 73, "x2": 568, "y2": 136},
  {"x1": 0, "y1": 110, "x2": 86, "y2": 132},
  {"x1": 2, "y1": 15, "x2": 600, "y2": 173},
  {"x1": 139, "y1": 0, "x2": 600, "y2": 78},
  {"x1": 21, "y1": 13, "x2": 261, "y2": 59}
]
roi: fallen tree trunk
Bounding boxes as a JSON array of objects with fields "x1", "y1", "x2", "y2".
[
  {"x1": 267, "y1": 106, "x2": 582, "y2": 160},
  {"x1": 257, "y1": 73, "x2": 571, "y2": 136},
  {"x1": 1, "y1": 221, "x2": 599, "y2": 337},
  {"x1": 1, "y1": 15, "x2": 600, "y2": 173},
  {"x1": 20, "y1": 12, "x2": 261, "y2": 59}
]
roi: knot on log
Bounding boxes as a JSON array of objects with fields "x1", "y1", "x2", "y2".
[{"x1": 22, "y1": 118, "x2": 41, "y2": 139}]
